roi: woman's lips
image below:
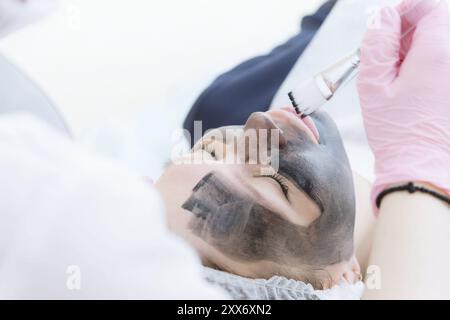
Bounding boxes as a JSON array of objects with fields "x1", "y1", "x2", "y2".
[
  {"x1": 301, "y1": 116, "x2": 321, "y2": 143},
  {"x1": 267, "y1": 108, "x2": 320, "y2": 143}
]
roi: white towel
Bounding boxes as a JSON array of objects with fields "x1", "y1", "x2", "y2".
[{"x1": 0, "y1": 113, "x2": 227, "y2": 299}]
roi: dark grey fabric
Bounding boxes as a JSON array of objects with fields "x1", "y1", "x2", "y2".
[
  {"x1": 183, "y1": 1, "x2": 337, "y2": 146},
  {"x1": 0, "y1": 54, "x2": 71, "y2": 136}
]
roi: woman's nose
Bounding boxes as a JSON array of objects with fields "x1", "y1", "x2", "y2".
[{"x1": 244, "y1": 112, "x2": 287, "y2": 148}]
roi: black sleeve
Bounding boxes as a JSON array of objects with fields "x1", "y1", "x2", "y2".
[{"x1": 183, "y1": 0, "x2": 337, "y2": 146}]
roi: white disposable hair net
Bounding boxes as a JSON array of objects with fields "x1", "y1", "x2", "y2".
[{"x1": 203, "y1": 267, "x2": 365, "y2": 300}]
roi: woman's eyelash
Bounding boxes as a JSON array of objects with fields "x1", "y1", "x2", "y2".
[{"x1": 267, "y1": 174, "x2": 289, "y2": 198}]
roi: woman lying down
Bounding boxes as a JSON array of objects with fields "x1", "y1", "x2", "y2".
[
  {"x1": 156, "y1": 107, "x2": 373, "y2": 294},
  {"x1": 155, "y1": 0, "x2": 372, "y2": 295}
]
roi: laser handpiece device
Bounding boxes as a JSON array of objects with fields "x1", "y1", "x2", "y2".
[
  {"x1": 288, "y1": 0, "x2": 439, "y2": 116},
  {"x1": 289, "y1": 49, "x2": 361, "y2": 116}
]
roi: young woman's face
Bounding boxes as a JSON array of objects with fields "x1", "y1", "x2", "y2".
[{"x1": 156, "y1": 108, "x2": 357, "y2": 287}]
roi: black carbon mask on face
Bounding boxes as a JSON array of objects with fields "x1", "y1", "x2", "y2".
[
  {"x1": 277, "y1": 111, "x2": 356, "y2": 265},
  {"x1": 182, "y1": 111, "x2": 355, "y2": 267},
  {"x1": 182, "y1": 172, "x2": 313, "y2": 265}
]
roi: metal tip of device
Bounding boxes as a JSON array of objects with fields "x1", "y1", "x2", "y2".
[
  {"x1": 287, "y1": 49, "x2": 361, "y2": 117},
  {"x1": 288, "y1": 91, "x2": 301, "y2": 115}
]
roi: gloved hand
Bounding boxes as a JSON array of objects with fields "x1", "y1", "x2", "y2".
[{"x1": 357, "y1": 0, "x2": 450, "y2": 212}]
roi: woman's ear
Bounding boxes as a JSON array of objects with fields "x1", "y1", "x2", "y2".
[{"x1": 342, "y1": 255, "x2": 362, "y2": 284}]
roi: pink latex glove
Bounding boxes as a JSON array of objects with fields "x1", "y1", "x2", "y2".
[{"x1": 357, "y1": 0, "x2": 450, "y2": 213}]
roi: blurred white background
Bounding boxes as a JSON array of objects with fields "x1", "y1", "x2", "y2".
[{"x1": 0, "y1": 0, "x2": 325, "y2": 136}]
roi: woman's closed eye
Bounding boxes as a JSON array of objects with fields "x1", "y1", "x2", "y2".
[
  {"x1": 263, "y1": 173, "x2": 290, "y2": 199},
  {"x1": 199, "y1": 140, "x2": 291, "y2": 200}
]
